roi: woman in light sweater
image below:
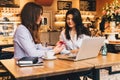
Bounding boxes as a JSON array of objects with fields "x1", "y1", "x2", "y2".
[
  {"x1": 14, "y1": 2, "x2": 64, "y2": 59},
  {"x1": 14, "y1": 2, "x2": 67, "y2": 80}
]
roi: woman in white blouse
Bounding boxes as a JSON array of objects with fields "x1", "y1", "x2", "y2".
[
  {"x1": 14, "y1": 2, "x2": 64, "y2": 59},
  {"x1": 60, "y1": 8, "x2": 91, "y2": 55},
  {"x1": 59, "y1": 8, "x2": 91, "y2": 80}
]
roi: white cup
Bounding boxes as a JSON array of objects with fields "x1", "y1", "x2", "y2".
[{"x1": 45, "y1": 50, "x2": 55, "y2": 59}]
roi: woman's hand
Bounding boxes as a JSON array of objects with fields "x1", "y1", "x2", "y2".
[
  {"x1": 53, "y1": 41, "x2": 65, "y2": 54},
  {"x1": 70, "y1": 49, "x2": 79, "y2": 54},
  {"x1": 56, "y1": 41, "x2": 66, "y2": 46}
]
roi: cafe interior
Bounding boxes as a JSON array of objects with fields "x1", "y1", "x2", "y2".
[{"x1": 1, "y1": 0, "x2": 120, "y2": 80}]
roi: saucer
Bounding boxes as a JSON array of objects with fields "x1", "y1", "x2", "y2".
[{"x1": 43, "y1": 56, "x2": 57, "y2": 60}]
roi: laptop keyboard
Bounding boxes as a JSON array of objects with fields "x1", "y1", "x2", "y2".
[
  {"x1": 58, "y1": 53, "x2": 76, "y2": 60},
  {"x1": 68, "y1": 56, "x2": 76, "y2": 59}
]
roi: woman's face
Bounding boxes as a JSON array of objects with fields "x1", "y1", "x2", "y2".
[
  {"x1": 36, "y1": 12, "x2": 43, "y2": 25},
  {"x1": 66, "y1": 14, "x2": 75, "y2": 28}
]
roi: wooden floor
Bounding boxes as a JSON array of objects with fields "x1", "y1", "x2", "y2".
[
  {"x1": 80, "y1": 68, "x2": 120, "y2": 80},
  {"x1": 99, "y1": 69, "x2": 120, "y2": 80}
]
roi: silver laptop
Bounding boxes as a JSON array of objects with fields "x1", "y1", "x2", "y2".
[{"x1": 58, "y1": 37, "x2": 105, "y2": 61}]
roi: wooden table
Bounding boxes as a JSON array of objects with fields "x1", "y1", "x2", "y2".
[
  {"x1": 0, "y1": 59, "x2": 94, "y2": 80},
  {"x1": 0, "y1": 43, "x2": 13, "y2": 52},
  {"x1": 0, "y1": 37, "x2": 14, "y2": 59},
  {"x1": 0, "y1": 36, "x2": 13, "y2": 52},
  {"x1": 2, "y1": 53, "x2": 120, "y2": 80},
  {"x1": 2, "y1": 47, "x2": 14, "y2": 53},
  {"x1": 107, "y1": 40, "x2": 120, "y2": 53},
  {"x1": 83, "y1": 53, "x2": 120, "y2": 80},
  {"x1": 109, "y1": 40, "x2": 120, "y2": 45}
]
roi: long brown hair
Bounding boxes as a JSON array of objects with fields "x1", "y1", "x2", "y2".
[{"x1": 20, "y1": 2, "x2": 43, "y2": 44}]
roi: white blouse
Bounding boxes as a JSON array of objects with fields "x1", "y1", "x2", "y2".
[
  {"x1": 14, "y1": 24, "x2": 53, "y2": 59},
  {"x1": 59, "y1": 29, "x2": 90, "y2": 54}
]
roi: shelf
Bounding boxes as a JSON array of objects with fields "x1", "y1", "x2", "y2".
[
  {"x1": 0, "y1": 21, "x2": 21, "y2": 36},
  {"x1": 0, "y1": 21, "x2": 20, "y2": 24},
  {"x1": 54, "y1": 12, "x2": 65, "y2": 28}
]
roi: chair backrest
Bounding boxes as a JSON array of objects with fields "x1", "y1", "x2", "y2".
[{"x1": 0, "y1": 52, "x2": 13, "y2": 60}]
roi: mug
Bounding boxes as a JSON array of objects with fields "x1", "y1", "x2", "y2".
[{"x1": 45, "y1": 50, "x2": 55, "y2": 59}]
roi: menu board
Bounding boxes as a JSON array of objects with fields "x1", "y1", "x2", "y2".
[
  {"x1": 57, "y1": 1, "x2": 72, "y2": 10},
  {"x1": 80, "y1": 0, "x2": 96, "y2": 11}
]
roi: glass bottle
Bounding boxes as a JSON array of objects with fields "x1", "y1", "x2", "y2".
[{"x1": 102, "y1": 43, "x2": 107, "y2": 56}]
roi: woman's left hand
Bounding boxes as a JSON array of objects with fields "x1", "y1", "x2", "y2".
[{"x1": 70, "y1": 49, "x2": 79, "y2": 54}]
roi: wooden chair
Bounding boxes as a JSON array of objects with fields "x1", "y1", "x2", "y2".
[
  {"x1": 0, "y1": 52, "x2": 13, "y2": 80},
  {"x1": 0, "y1": 63, "x2": 10, "y2": 80}
]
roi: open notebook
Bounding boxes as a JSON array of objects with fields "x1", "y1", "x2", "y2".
[{"x1": 58, "y1": 37, "x2": 105, "y2": 61}]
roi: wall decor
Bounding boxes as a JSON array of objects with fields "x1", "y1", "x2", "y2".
[
  {"x1": 80, "y1": 0, "x2": 96, "y2": 11},
  {"x1": 35, "y1": 0, "x2": 54, "y2": 6},
  {"x1": 57, "y1": 1, "x2": 72, "y2": 10},
  {"x1": 0, "y1": 0, "x2": 20, "y2": 8}
]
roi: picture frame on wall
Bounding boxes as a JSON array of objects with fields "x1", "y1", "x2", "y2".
[
  {"x1": 0, "y1": 0, "x2": 20, "y2": 7},
  {"x1": 41, "y1": 11, "x2": 52, "y2": 29},
  {"x1": 80, "y1": 0, "x2": 96, "y2": 11},
  {"x1": 57, "y1": 1, "x2": 72, "y2": 10}
]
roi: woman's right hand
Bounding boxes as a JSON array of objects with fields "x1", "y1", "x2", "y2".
[{"x1": 53, "y1": 41, "x2": 65, "y2": 54}]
